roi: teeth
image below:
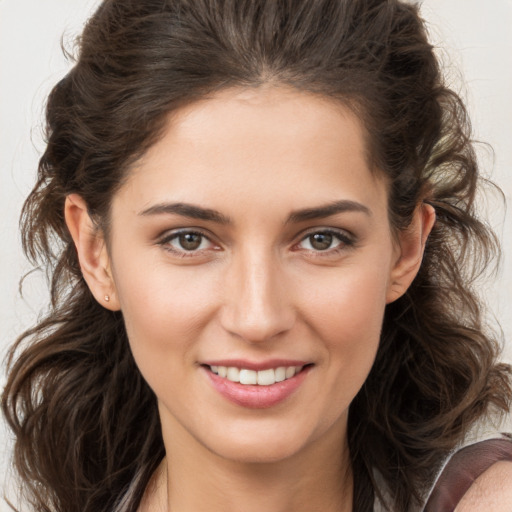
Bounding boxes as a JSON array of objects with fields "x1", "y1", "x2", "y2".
[
  {"x1": 239, "y1": 369, "x2": 257, "y2": 385},
  {"x1": 257, "y1": 369, "x2": 275, "y2": 386},
  {"x1": 210, "y1": 365, "x2": 303, "y2": 385},
  {"x1": 274, "y1": 367, "x2": 286, "y2": 382},
  {"x1": 226, "y1": 367, "x2": 240, "y2": 382}
]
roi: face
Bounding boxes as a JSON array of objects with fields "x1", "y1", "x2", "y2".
[{"x1": 103, "y1": 87, "x2": 404, "y2": 464}]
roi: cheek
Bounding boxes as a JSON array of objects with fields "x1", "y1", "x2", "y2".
[
  {"x1": 111, "y1": 255, "x2": 219, "y2": 374},
  {"x1": 296, "y1": 255, "x2": 391, "y2": 382},
  {"x1": 299, "y1": 260, "x2": 390, "y2": 338}
]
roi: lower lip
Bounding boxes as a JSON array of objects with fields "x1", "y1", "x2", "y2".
[{"x1": 203, "y1": 366, "x2": 311, "y2": 409}]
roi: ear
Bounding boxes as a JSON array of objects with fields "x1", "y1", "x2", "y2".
[
  {"x1": 386, "y1": 203, "x2": 436, "y2": 304},
  {"x1": 64, "y1": 194, "x2": 121, "y2": 311}
]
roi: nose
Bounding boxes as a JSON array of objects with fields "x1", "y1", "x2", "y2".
[{"x1": 219, "y1": 247, "x2": 295, "y2": 344}]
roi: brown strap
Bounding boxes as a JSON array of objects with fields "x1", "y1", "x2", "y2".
[{"x1": 423, "y1": 435, "x2": 512, "y2": 512}]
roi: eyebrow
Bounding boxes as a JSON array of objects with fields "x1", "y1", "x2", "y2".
[
  {"x1": 138, "y1": 199, "x2": 371, "y2": 225},
  {"x1": 138, "y1": 202, "x2": 231, "y2": 224},
  {"x1": 287, "y1": 200, "x2": 371, "y2": 223}
]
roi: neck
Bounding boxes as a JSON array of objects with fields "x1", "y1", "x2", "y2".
[{"x1": 142, "y1": 416, "x2": 353, "y2": 512}]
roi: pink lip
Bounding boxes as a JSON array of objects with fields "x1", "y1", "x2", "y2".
[
  {"x1": 202, "y1": 364, "x2": 312, "y2": 409},
  {"x1": 201, "y1": 359, "x2": 309, "y2": 371}
]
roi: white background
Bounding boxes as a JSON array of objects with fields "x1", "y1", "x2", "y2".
[{"x1": 1, "y1": 0, "x2": 511, "y2": 508}]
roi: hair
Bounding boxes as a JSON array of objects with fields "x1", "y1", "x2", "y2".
[{"x1": 2, "y1": 0, "x2": 511, "y2": 511}]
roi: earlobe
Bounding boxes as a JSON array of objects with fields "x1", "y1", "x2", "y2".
[
  {"x1": 64, "y1": 194, "x2": 121, "y2": 311},
  {"x1": 386, "y1": 203, "x2": 436, "y2": 304}
]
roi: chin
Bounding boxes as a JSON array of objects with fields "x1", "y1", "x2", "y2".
[
  {"x1": 211, "y1": 435, "x2": 307, "y2": 465},
  {"x1": 197, "y1": 415, "x2": 336, "y2": 466}
]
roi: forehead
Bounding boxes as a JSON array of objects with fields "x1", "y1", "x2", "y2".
[
  {"x1": 116, "y1": 86, "x2": 388, "y2": 217},
  {"x1": 161, "y1": 86, "x2": 372, "y2": 168}
]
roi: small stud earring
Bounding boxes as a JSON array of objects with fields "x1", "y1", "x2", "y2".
[{"x1": 104, "y1": 295, "x2": 110, "y2": 302}]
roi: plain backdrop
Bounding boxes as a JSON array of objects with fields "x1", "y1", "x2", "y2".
[{"x1": 1, "y1": 0, "x2": 511, "y2": 508}]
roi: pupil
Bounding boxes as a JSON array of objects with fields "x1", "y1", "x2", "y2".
[
  {"x1": 179, "y1": 233, "x2": 202, "y2": 250},
  {"x1": 310, "y1": 233, "x2": 332, "y2": 250}
]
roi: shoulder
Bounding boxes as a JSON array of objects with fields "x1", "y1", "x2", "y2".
[
  {"x1": 455, "y1": 460, "x2": 512, "y2": 512},
  {"x1": 423, "y1": 434, "x2": 512, "y2": 512}
]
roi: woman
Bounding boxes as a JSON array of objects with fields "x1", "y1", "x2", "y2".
[{"x1": 2, "y1": 0, "x2": 511, "y2": 511}]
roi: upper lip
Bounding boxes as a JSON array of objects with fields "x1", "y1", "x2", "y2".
[{"x1": 201, "y1": 359, "x2": 311, "y2": 371}]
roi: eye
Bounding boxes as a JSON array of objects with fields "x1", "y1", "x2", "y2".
[
  {"x1": 159, "y1": 230, "x2": 216, "y2": 254},
  {"x1": 296, "y1": 230, "x2": 352, "y2": 252}
]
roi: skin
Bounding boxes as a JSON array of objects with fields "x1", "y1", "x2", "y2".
[
  {"x1": 65, "y1": 86, "x2": 435, "y2": 512},
  {"x1": 455, "y1": 462, "x2": 512, "y2": 512}
]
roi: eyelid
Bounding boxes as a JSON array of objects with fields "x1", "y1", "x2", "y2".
[
  {"x1": 156, "y1": 226, "x2": 355, "y2": 258},
  {"x1": 157, "y1": 228, "x2": 221, "y2": 255},
  {"x1": 292, "y1": 227, "x2": 356, "y2": 254}
]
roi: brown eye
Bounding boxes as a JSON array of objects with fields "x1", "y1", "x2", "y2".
[
  {"x1": 309, "y1": 233, "x2": 333, "y2": 251},
  {"x1": 178, "y1": 233, "x2": 203, "y2": 251},
  {"x1": 161, "y1": 231, "x2": 213, "y2": 254},
  {"x1": 296, "y1": 230, "x2": 352, "y2": 253}
]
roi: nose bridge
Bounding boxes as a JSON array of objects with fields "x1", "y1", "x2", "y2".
[{"x1": 221, "y1": 243, "x2": 294, "y2": 343}]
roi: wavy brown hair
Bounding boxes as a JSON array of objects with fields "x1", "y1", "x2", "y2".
[{"x1": 2, "y1": 0, "x2": 511, "y2": 511}]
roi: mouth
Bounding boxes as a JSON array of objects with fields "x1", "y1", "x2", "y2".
[
  {"x1": 202, "y1": 362, "x2": 313, "y2": 408},
  {"x1": 206, "y1": 365, "x2": 305, "y2": 386}
]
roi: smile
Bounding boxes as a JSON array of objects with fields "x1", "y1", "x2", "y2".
[
  {"x1": 209, "y1": 365, "x2": 304, "y2": 386},
  {"x1": 204, "y1": 363, "x2": 312, "y2": 408}
]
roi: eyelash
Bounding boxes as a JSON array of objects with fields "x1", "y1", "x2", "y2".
[
  {"x1": 294, "y1": 229, "x2": 355, "y2": 257},
  {"x1": 157, "y1": 228, "x2": 355, "y2": 258},
  {"x1": 158, "y1": 229, "x2": 217, "y2": 257}
]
